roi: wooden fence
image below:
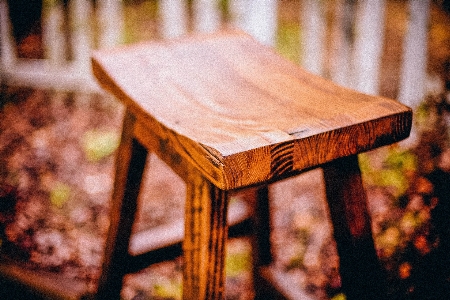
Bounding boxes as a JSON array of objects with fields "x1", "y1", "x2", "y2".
[{"x1": 0, "y1": 0, "x2": 439, "y2": 108}]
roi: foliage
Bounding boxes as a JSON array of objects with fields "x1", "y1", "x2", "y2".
[
  {"x1": 50, "y1": 181, "x2": 71, "y2": 208},
  {"x1": 122, "y1": 0, "x2": 159, "y2": 44},
  {"x1": 331, "y1": 293, "x2": 346, "y2": 300},
  {"x1": 226, "y1": 251, "x2": 251, "y2": 277},
  {"x1": 360, "y1": 147, "x2": 417, "y2": 200},
  {"x1": 81, "y1": 129, "x2": 120, "y2": 162},
  {"x1": 363, "y1": 93, "x2": 450, "y2": 298},
  {"x1": 42, "y1": 0, "x2": 60, "y2": 8},
  {"x1": 276, "y1": 22, "x2": 301, "y2": 63},
  {"x1": 153, "y1": 280, "x2": 182, "y2": 300}
]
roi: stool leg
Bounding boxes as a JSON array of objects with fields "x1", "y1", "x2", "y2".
[
  {"x1": 252, "y1": 186, "x2": 273, "y2": 267},
  {"x1": 322, "y1": 155, "x2": 387, "y2": 300},
  {"x1": 96, "y1": 111, "x2": 148, "y2": 299},
  {"x1": 183, "y1": 170, "x2": 228, "y2": 300},
  {"x1": 249, "y1": 186, "x2": 275, "y2": 299}
]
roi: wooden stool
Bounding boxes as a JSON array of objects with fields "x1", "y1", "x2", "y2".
[{"x1": 92, "y1": 31, "x2": 412, "y2": 300}]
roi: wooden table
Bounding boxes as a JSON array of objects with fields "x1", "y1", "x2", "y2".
[{"x1": 92, "y1": 31, "x2": 412, "y2": 300}]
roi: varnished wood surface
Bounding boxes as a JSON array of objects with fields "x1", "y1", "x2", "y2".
[
  {"x1": 92, "y1": 31, "x2": 412, "y2": 190},
  {"x1": 183, "y1": 168, "x2": 228, "y2": 300}
]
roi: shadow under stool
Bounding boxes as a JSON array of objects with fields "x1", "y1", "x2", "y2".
[{"x1": 91, "y1": 31, "x2": 412, "y2": 300}]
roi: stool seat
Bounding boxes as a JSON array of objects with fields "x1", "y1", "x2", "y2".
[
  {"x1": 93, "y1": 31, "x2": 411, "y2": 190},
  {"x1": 92, "y1": 31, "x2": 412, "y2": 300}
]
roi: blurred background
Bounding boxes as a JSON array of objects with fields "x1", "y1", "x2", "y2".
[{"x1": 0, "y1": 1, "x2": 450, "y2": 299}]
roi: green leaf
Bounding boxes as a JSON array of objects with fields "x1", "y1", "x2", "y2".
[
  {"x1": 378, "y1": 169, "x2": 408, "y2": 198},
  {"x1": 153, "y1": 280, "x2": 181, "y2": 299},
  {"x1": 359, "y1": 153, "x2": 378, "y2": 185},
  {"x1": 331, "y1": 293, "x2": 347, "y2": 300},
  {"x1": 81, "y1": 130, "x2": 120, "y2": 162},
  {"x1": 378, "y1": 226, "x2": 401, "y2": 248},
  {"x1": 226, "y1": 251, "x2": 250, "y2": 277},
  {"x1": 400, "y1": 211, "x2": 420, "y2": 233},
  {"x1": 384, "y1": 149, "x2": 417, "y2": 173},
  {"x1": 276, "y1": 22, "x2": 301, "y2": 63},
  {"x1": 286, "y1": 256, "x2": 305, "y2": 271},
  {"x1": 50, "y1": 182, "x2": 71, "y2": 208}
]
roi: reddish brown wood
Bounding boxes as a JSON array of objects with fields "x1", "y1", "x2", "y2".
[
  {"x1": 1, "y1": 30, "x2": 413, "y2": 300},
  {"x1": 183, "y1": 168, "x2": 228, "y2": 300},
  {"x1": 247, "y1": 186, "x2": 274, "y2": 299},
  {"x1": 91, "y1": 31, "x2": 413, "y2": 300},
  {"x1": 323, "y1": 155, "x2": 388, "y2": 300},
  {"x1": 96, "y1": 110, "x2": 148, "y2": 300},
  {"x1": 252, "y1": 186, "x2": 272, "y2": 267},
  {"x1": 133, "y1": 118, "x2": 190, "y2": 182},
  {"x1": 92, "y1": 31, "x2": 412, "y2": 190}
]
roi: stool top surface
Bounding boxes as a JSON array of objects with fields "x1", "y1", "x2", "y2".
[{"x1": 92, "y1": 31, "x2": 412, "y2": 190}]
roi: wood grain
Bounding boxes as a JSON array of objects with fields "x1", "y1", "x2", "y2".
[
  {"x1": 92, "y1": 30, "x2": 412, "y2": 190},
  {"x1": 91, "y1": 31, "x2": 412, "y2": 299},
  {"x1": 183, "y1": 168, "x2": 228, "y2": 300}
]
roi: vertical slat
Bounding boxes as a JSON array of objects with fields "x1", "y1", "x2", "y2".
[
  {"x1": 183, "y1": 169, "x2": 228, "y2": 300},
  {"x1": 229, "y1": 0, "x2": 277, "y2": 46},
  {"x1": 352, "y1": 0, "x2": 386, "y2": 95},
  {"x1": 69, "y1": 0, "x2": 92, "y2": 72},
  {"x1": 246, "y1": 0, "x2": 277, "y2": 46},
  {"x1": 42, "y1": 0, "x2": 67, "y2": 66},
  {"x1": 300, "y1": 0, "x2": 326, "y2": 75},
  {"x1": 329, "y1": 0, "x2": 354, "y2": 88},
  {"x1": 96, "y1": 111, "x2": 148, "y2": 300},
  {"x1": 159, "y1": 0, "x2": 188, "y2": 39},
  {"x1": 193, "y1": 0, "x2": 221, "y2": 33},
  {"x1": 0, "y1": 0, "x2": 16, "y2": 68},
  {"x1": 330, "y1": 0, "x2": 387, "y2": 94},
  {"x1": 228, "y1": 0, "x2": 248, "y2": 32},
  {"x1": 97, "y1": 0, "x2": 124, "y2": 49},
  {"x1": 398, "y1": 0, "x2": 430, "y2": 108},
  {"x1": 323, "y1": 155, "x2": 387, "y2": 300}
]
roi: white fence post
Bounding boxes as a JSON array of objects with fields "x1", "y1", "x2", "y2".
[
  {"x1": 0, "y1": 0, "x2": 16, "y2": 68},
  {"x1": 329, "y1": 0, "x2": 354, "y2": 88},
  {"x1": 229, "y1": 0, "x2": 277, "y2": 46},
  {"x1": 0, "y1": 0, "x2": 435, "y2": 107},
  {"x1": 352, "y1": 0, "x2": 386, "y2": 95},
  {"x1": 193, "y1": 0, "x2": 220, "y2": 33},
  {"x1": 97, "y1": 0, "x2": 124, "y2": 49},
  {"x1": 398, "y1": 0, "x2": 430, "y2": 108},
  {"x1": 159, "y1": 0, "x2": 188, "y2": 39},
  {"x1": 69, "y1": 0, "x2": 92, "y2": 73},
  {"x1": 229, "y1": 0, "x2": 249, "y2": 33},
  {"x1": 300, "y1": 0, "x2": 326, "y2": 76},
  {"x1": 246, "y1": 0, "x2": 277, "y2": 46},
  {"x1": 43, "y1": 0, "x2": 67, "y2": 66}
]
